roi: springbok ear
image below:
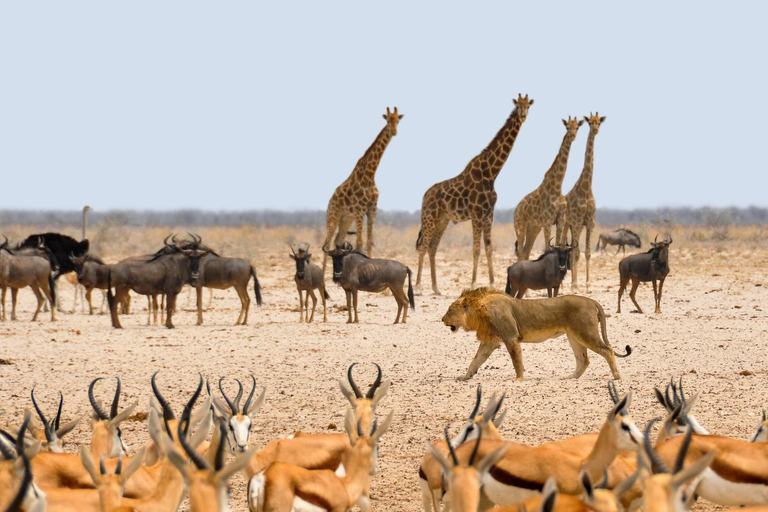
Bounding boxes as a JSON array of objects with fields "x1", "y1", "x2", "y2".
[
  {"x1": 493, "y1": 408, "x2": 508, "y2": 429},
  {"x1": 344, "y1": 409, "x2": 358, "y2": 445},
  {"x1": 371, "y1": 409, "x2": 395, "y2": 444},
  {"x1": 579, "y1": 470, "x2": 594, "y2": 499},
  {"x1": 109, "y1": 401, "x2": 138, "y2": 427},
  {"x1": 427, "y1": 442, "x2": 452, "y2": 478},
  {"x1": 339, "y1": 381, "x2": 356, "y2": 406},
  {"x1": 123, "y1": 446, "x2": 147, "y2": 483},
  {"x1": 671, "y1": 450, "x2": 715, "y2": 488},
  {"x1": 247, "y1": 388, "x2": 267, "y2": 419},
  {"x1": 371, "y1": 380, "x2": 391, "y2": 407},
  {"x1": 56, "y1": 413, "x2": 85, "y2": 438},
  {"x1": 476, "y1": 443, "x2": 507, "y2": 477},
  {"x1": 79, "y1": 445, "x2": 101, "y2": 486},
  {"x1": 541, "y1": 476, "x2": 558, "y2": 512}
]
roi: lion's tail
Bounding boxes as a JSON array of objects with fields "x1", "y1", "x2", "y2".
[{"x1": 596, "y1": 301, "x2": 632, "y2": 358}]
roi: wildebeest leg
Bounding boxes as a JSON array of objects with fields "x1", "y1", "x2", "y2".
[
  {"x1": 345, "y1": 290, "x2": 353, "y2": 324},
  {"x1": 42, "y1": 282, "x2": 56, "y2": 322},
  {"x1": 308, "y1": 289, "x2": 317, "y2": 323},
  {"x1": 30, "y1": 286, "x2": 44, "y2": 321},
  {"x1": 165, "y1": 293, "x2": 177, "y2": 328},
  {"x1": 11, "y1": 288, "x2": 19, "y2": 321},
  {"x1": 458, "y1": 340, "x2": 500, "y2": 381},
  {"x1": 482, "y1": 217, "x2": 494, "y2": 287},
  {"x1": 196, "y1": 286, "x2": 205, "y2": 326},
  {"x1": 391, "y1": 285, "x2": 405, "y2": 324},
  {"x1": 514, "y1": 286, "x2": 527, "y2": 299},
  {"x1": 547, "y1": 287, "x2": 553, "y2": 298},
  {"x1": 352, "y1": 289, "x2": 359, "y2": 323},
  {"x1": 656, "y1": 277, "x2": 666, "y2": 314},
  {"x1": 236, "y1": 283, "x2": 251, "y2": 325},
  {"x1": 629, "y1": 277, "x2": 643, "y2": 314},
  {"x1": 206, "y1": 289, "x2": 213, "y2": 311},
  {"x1": 614, "y1": 245, "x2": 621, "y2": 256},
  {"x1": 0, "y1": 286, "x2": 5, "y2": 321},
  {"x1": 297, "y1": 289, "x2": 304, "y2": 323},
  {"x1": 321, "y1": 285, "x2": 327, "y2": 323},
  {"x1": 566, "y1": 336, "x2": 590, "y2": 379},
  {"x1": 617, "y1": 275, "x2": 629, "y2": 313},
  {"x1": 86, "y1": 288, "x2": 94, "y2": 315}
]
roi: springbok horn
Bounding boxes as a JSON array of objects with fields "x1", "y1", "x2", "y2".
[
  {"x1": 0, "y1": 432, "x2": 16, "y2": 459},
  {"x1": 100, "y1": 455, "x2": 107, "y2": 475},
  {"x1": 55, "y1": 392, "x2": 63, "y2": 432},
  {"x1": 183, "y1": 374, "x2": 204, "y2": 436},
  {"x1": 219, "y1": 378, "x2": 238, "y2": 415},
  {"x1": 116, "y1": 456, "x2": 123, "y2": 475},
  {"x1": 110, "y1": 378, "x2": 121, "y2": 420},
  {"x1": 444, "y1": 424, "x2": 458, "y2": 465},
  {"x1": 607, "y1": 381, "x2": 619, "y2": 405},
  {"x1": 151, "y1": 372, "x2": 176, "y2": 421},
  {"x1": 347, "y1": 364, "x2": 363, "y2": 399},
  {"x1": 468, "y1": 429, "x2": 483, "y2": 466},
  {"x1": 643, "y1": 418, "x2": 670, "y2": 474},
  {"x1": 30, "y1": 389, "x2": 54, "y2": 442},
  {"x1": 214, "y1": 418, "x2": 227, "y2": 471},
  {"x1": 88, "y1": 378, "x2": 110, "y2": 421},
  {"x1": 233, "y1": 380, "x2": 244, "y2": 413},
  {"x1": 243, "y1": 375, "x2": 257, "y2": 414},
  {"x1": 177, "y1": 406, "x2": 211, "y2": 471},
  {"x1": 469, "y1": 384, "x2": 482, "y2": 420},
  {"x1": 673, "y1": 426, "x2": 694, "y2": 474},
  {"x1": 365, "y1": 363, "x2": 383, "y2": 399}
]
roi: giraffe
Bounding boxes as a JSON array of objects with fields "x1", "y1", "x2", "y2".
[
  {"x1": 415, "y1": 94, "x2": 533, "y2": 295},
  {"x1": 562, "y1": 113, "x2": 606, "y2": 292},
  {"x1": 322, "y1": 107, "x2": 402, "y2": 272},
  {"x1": 513, "y1": 116, "x2": 583, "y2": 262}
]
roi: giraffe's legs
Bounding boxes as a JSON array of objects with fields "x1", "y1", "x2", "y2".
[
  {"x1": 366, "y1": 205, "x2": 377, "y2": 258},
  {"x1": 428, "y1": 218, "x2": 450, "y2": 295},
  {"x1": 482, "y1": 217, "x2": 494, "y2": 287},
  {"x1": 584, "y1": 223, "x2": 594, "y2": 293},
  {"x1": 470, "y1": 218, "x2": 483, "y2": 289},
  {"x1": 513, "y1": 217, "x2": 526, "y2": 260},
  {"x1": 569, "y1": 225, "x2": 584, "y2": 292},
  {"x1": 354, "y1": 215, "x2": 365, "y2": 253},
  {"x1": 322, "y1": 203, "x2": 341, "y2": 274},
  {"x1": 521, "y1": 224, "x2": 540, "y2": 261},
  {"x1": 542, "y1": 224, "x2": 554, "y2": 252}
]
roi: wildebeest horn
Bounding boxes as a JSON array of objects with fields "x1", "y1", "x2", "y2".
[
  {"x1": 654, "y1": 234, "x2": 659, "y2": 244},
  {"x1": 347, "y1": 364, "x2": 363, "y2": 399},
  {"x1": 444, "y1": 424, "x2": 458, "y2": 465},
  {"x1": 219, "y1": 378, "x2": 239, "y2": 415},
  {"x1": 469, "y1": 384, "x2": 482, "y2": 420},
  {"x1": 164, "y1": 234, "x2": 173, "y2": 246},
  {"x1": 289, "y1": 244, "x2": 297, "y2": 257},
  {"x1": 342, "y1": 241, "x2": 353, "y2": 251},
  {"x1": 322, "y1": 243, "x2": 330, "y2": 254},
  {"x1": 365, "y1": 363, "x2": 383, "y2": 399},
  {"x1": 88, "y1": 378, "x2": 110, "y2": 421},
  {"x1": 151, "y1": 371, "x2": 175, "y2": 421}
]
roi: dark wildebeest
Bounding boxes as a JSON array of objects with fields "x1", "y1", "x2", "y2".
[
  {"x1": 107, "y1": 239, "x2": 207, "y2": 328},
  {"x1": 184, "y1": 234, "x2": 262, "y2": 326},
  {"x1": 289, "y1": 243, "x2": 329, "y2": 323},
  {"x1": 323, "y1": 241, "x2": 414, "y2": 324},
  {"x1": 16, "y1": 233, "x2": 88, "y2": 278},
  {"x1": 505, "y1": 243, "x2": 575, "y2": 298},
  {"x1": 72, "y1": 255, "x2": 112, "y2": 315},
  {"x1": 0, "y1": 236, "x2": 57, "y2": 322},
  {"x1": 596, "y1": 229, "x2": 641, "y2": 255},
  {"x1": 617, "y1": 235, "x2": 672, "y2": 314}
]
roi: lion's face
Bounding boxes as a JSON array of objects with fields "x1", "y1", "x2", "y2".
[{"x1": 442, "y1": 299, "x2": 469, "y2": 333}]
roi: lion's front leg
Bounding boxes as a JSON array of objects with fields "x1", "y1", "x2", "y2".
[
  {"x1": 501, "y1": 337, "x2": 525, "y2": 380},
  {"x1": 459, "y1": 340, "x2": 500, "y2": 381}
]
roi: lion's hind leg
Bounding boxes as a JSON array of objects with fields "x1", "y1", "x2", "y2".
[
  {"x1": 459, "y1": 339, "x2": 500, "y2": 381},
  {"x1": 566, "y1": 335, "x2": 590, "y2": 379}
]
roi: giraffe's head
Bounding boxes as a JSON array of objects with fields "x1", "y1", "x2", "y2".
[
  {"x1": 513, "y1": 94, "x2": 534, "y2": 122},
  {"x1": 584, "y1": 112, "x2": 607, "y2": 135},
  {"x1": 383, "y1": 107, "x2": 403, "y2": 136},
  {"x1": 562, "y1": 116, "x2": 584, "y2": 141}
]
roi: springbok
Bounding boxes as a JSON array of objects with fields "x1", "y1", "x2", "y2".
[
  {"x1": 28, "y1": 389, "x2": 83, "y2": 453},
  {"x1": 419, "y1": 386, "x2": 507, "y2": 512},
  {"x1": 0, "y1": 414, "x2": 46, "y2": 512},
  {"x1": 87, "y1": 378, "x2": 137, "y2": 458},
  {"x1": 212, "y1": 375, "x2": 266, "y2": 453},
  {"x1": 248, "y1": 408, "x2": 394, "y2": 512},
  {"x1": 653, "y1": 377, "x2": 710, "y2": 436}
]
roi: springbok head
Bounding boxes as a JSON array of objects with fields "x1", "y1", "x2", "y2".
[
  {"x1": 338, "y1": 363, "x2": 390, "y2": 432},
  {"x1": 212, "y1": 376, "x2": 266, "y2": 453},
  {"x1": 150, "y1": 371, "x2": 212, "y2": 444},
  {"x1": 606, "y1": 381, "x2": 644, "y2": 450},
  {"x1": 654, "y1": 376, "x2": 709, "y2": 436},
  {"x1": 29, "y1": 389, "x2": 83, "y2": 453},
  {"x1": 88, "y1": 377, "x2": 137, "y2": 457},
  {"x1": 450, "y1": 385, "x2": 507, "y2": 448}
]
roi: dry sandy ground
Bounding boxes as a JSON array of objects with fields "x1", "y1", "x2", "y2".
[{"x1": 1, "y1": 226, "x2": 767, "y2": 511}]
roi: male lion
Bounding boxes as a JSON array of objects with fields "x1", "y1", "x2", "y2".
[{"x1": 442, "y1": 288, "x2": 631, "y2": 381}]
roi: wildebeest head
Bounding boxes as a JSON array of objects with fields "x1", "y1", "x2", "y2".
[
  {"x1": 289, "y1": 242, "x2": 312, "y2": 279},
  {"x1": 553, "y1": 244, "x2": 576, "y2": 272},
  {"x1": 650, "y1": 235, "x2": 673, "y2": 264},
  {"x1": 323, "y1": 241, "x2": 353, "y2": 283},
  {"x1": 183, "y1": 248, "x2": 207, "y2": 283},
  {"x1": 0, "y1": 234, "x2": 9, "y2": 251}
]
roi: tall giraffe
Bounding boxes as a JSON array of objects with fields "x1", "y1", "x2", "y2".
[
  {"x1": 562, "y1": 113, "x2": 606, "y2": 292},
  {"x1": 513, "y1": 116, "x2": 583, "y2": 261},
  {"x1": 322, "y1": 107, "x2": 402, "y2": 271},
  {"x1": 415, "y1": 94, "x2": 533, "y2": 295}
]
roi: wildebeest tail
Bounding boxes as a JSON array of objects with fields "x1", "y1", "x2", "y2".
[
  {"x1": 106, "y1": 268, "x2": 114, "y2": 311},
  {"x1": 596, "y1": 300, "x2": 632, "y2": 358},
  {"x1": 595, "y1": 238, "x2": 601, "y2": 252},
  {"x1": 251, "y1": 266, "x2": 263, "y2": 306},
  {"x1": 415, "y1": 229, "x2": 423, "y2": 250},
  {"x1": 505, "y1": 274, "x2": 512, "y2": 295},
  {"x1": 514, "y1": 240, "x2": 519, "y2": 258},
  {"x1": 324, "y1": 289, "x2": 331, "y2": 300},
  {"x1": 48, "y1": 274, "x2": 56, "y2": 306},
  {"x1": 406, "y1": 267, "x2": 415, "y2": 310}
]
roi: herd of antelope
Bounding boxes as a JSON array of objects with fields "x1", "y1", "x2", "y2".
[{"x1": 3, "y1": 365, "x2": 768, "y2": 512}]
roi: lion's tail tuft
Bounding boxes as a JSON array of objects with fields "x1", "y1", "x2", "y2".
[{"x1": 615, "y1": 345, "x2": 632, "y2": 358}]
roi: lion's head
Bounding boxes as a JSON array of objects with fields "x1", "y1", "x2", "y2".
[{"x1": 442, "y1": 288, "x2": 504, "y2": 334}]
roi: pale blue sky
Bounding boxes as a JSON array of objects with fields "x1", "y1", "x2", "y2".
[{"x1": 1, "y1": 2, "x2": 766, "y2": 211}]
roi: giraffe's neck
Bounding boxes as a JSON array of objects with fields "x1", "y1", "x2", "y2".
[
  {"x1": 572, "y1": 129, "x2": 596, "y2": 194},
  {"x1": 476, "y1": 108, "x2": 525, "y2": 181},
  {"x1": 541, "y1": 131, "x2": 575, "y2": 195},
  {"x1": 353, "y1": 125, "x2": 394, "y2": 183}
]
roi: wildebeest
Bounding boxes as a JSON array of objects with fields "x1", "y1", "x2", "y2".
[
  {"x1": 72, "y1": 255, "x2": 111, "y2": 315},
  {"x1": 596, "y1": 228, "x2": 641, "y2": 254},
  {"x1": 290, "y1": 243, "x2": 329, "y2": 323},
  {"x1": 505, "y1": 243, "x2": 575, "y2": 298},
  {"x1": 182, "y1": 234, "x2": 262, "y2": 326},
  {"x1": 0, "y1": 236, "x2": 57, "y2": 321},
  {"x1": 323, "y1": 241, "x2": 414, "y2": 324},
  {"x1": 617, "y1": 235, "x2": 672, "y2": 314},
  {"x1": 107, "y1": 238, "x2": 207, "y2": 328},
  {"x1": 16, "y1": 232, "x2": 88, "y2": 278}
]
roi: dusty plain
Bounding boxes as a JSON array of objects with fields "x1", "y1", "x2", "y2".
[{"x1": 1, "y1": 222, "x2": 767, "y2": 511}]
